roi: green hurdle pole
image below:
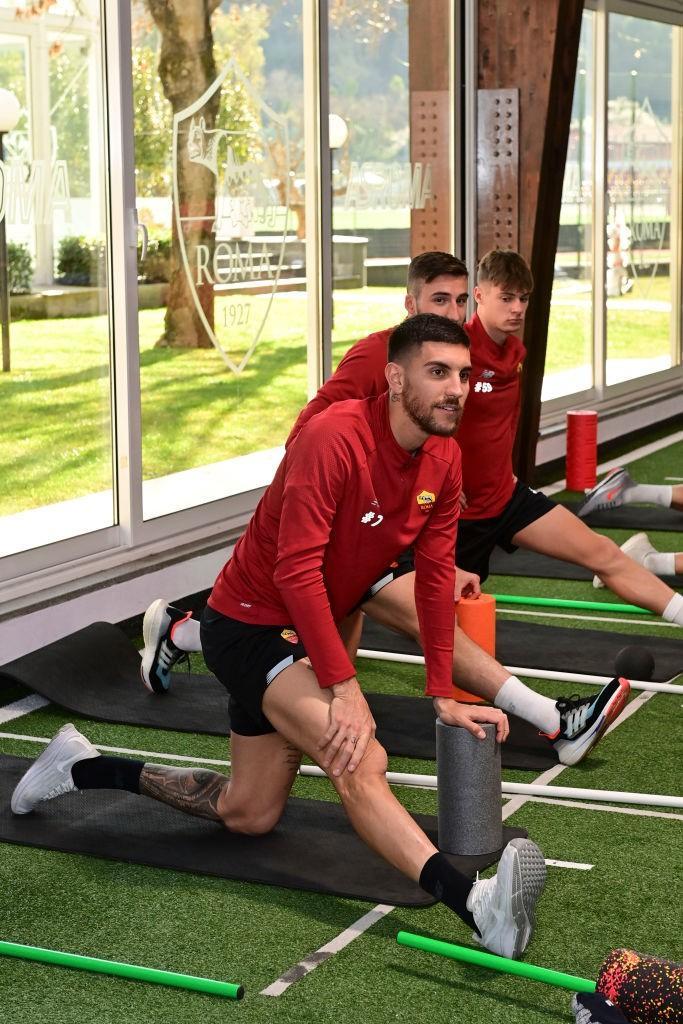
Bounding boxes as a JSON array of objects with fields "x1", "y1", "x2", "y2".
[
  {"x1": 493, "y1": 593, "x2": 654, "y2": 617},
  {"x1": 0, "y1": 940, "x2": 244, "y2": 999},
  {"x1": 396, "y1": 932, "x2": 596, "y2": 993}
]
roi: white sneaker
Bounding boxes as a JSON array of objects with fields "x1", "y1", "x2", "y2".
[
  {"x1": 466, "y1": 838, "x2": 546, "y2": 959},
  {"x1": 592, "y1": 532, "x2": 657, "y2": 588},
  {"x1": 11, "y1": 723, "x2": 100, "y2": 814},
  {"x1": 577, "y1": 467, "x2": 634, "y2": 518}
]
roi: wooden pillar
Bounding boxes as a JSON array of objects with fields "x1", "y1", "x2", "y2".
[
  {"x1": 408, "y1": 0, "x2": 452, "y2": 257},
  {"x1": 477, "y1": 0, "x2": 584, "y2": 481}
]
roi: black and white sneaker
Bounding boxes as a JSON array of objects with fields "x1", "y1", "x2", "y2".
[
  {"x1": 466, "y1": 838, "x2": 547, "y2": 959},
  {"x1": 140, "y1": 599, "x2": 191, "y2": 694},
  {"x1": 577, "y1": 467, "x2": 634, "y2": 518},
  {"x1": 545, "y1": 678, "x2": 630, "y2": 766},
  {"x1": 11, "y1": 723, "x2": 99, "y2": 814}
]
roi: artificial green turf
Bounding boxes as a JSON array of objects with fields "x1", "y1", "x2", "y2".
[{"x1": 0, "y1": 437, "x2": 680, "y2": 1022}]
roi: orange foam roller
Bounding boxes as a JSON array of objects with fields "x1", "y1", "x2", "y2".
[{"x1": 452, "y1": 593, "x2": 496, "y2": 703}]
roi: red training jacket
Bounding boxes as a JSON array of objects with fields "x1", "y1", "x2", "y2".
[
  {"x1": 209, "y1": 394, "x2": 461, "y2": 696},
  {"x1": 457, "y1": 313, "x2": 526, "y2": 519}
]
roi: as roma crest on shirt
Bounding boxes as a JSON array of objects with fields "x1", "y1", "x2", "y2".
[
  {"x1": 416, "y1": 490, "x2": 436, "y2": 513},
  {"x1": 280, "y1": 629, "x2": 299, "y2": 644}
]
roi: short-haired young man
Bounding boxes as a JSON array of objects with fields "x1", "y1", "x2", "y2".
[
  {"x1": 12, "y1": 314, "x2": 547, "y2": 962},
  {"x1": 141, "y1": 251, "x2": 631, "y2": 766},
  {"x1": 454, "y1": 250, "x2": 683, "y2": 642}
]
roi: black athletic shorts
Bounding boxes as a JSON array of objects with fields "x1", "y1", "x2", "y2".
[
  {"x1": 456, "y1": 480, "x2": 556, "y2": 583},
  {"x1": 359, "y1": 548, "x2": 415, "y2": 603},
  {"x1": 200, "y1": 606, "x2": 308, "y2": 737}
]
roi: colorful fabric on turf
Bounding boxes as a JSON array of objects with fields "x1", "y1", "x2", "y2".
[{"x1": 597, "y1": 948, "x2": 683, "y2": 1024}]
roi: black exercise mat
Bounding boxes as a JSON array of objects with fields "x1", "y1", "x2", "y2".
[
  {"x1": 366, "y1": 692, "x2": 556, "y2": 770},
  {"x1": 0, "y1": 755, "x2": 524, "y2": 905},
  {"x1": 0, "y1": 622, "x2": 230, "y2": 734},
  {"x1": 489, "y1": 546, "x2": 683, "y2": 588},
  {"x1": 360, "y1": 617, "x2": 682, "y2": 682},
  {"x1": 0, "y1": 623, "x2": 553, "y2": 769},
  {"x1": 563, "y1": 502, "x2": 683, "y2": 533}
]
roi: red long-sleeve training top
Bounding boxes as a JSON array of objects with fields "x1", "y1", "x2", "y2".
[
  {"x1": 209, "y1": 394, "x2": 461, "y2": 697},
  {"x1": 457, "y1": 313, "x2": 526, "y2": 520}
]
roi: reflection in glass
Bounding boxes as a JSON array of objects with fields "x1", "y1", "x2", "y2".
[
  {"x1": 545, "y1": 11, "x2": 594, "y2": 401},
  {"x1": 329, "y1": 2, "x2": 453, "y2": 368},
  {"x1": 0, "y1": 6, "x2": 114, "y2": 558},
  {"x1": 132, "y1": 4, "x2": 308, "y2": 520},
  {"x1": 606, "y1": 14, "x2": 673, "y2": 386}
]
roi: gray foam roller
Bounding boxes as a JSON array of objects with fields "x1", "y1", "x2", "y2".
[{"x1": 436, "y1": 719, "x2": 502, "y2": 856}]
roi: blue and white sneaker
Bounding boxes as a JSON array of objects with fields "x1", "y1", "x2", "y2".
[
  {"x1": 466, "y1": 838, "x2": 547, "y2": 959},
  {"x1": 545, "y1": 678, "x2": 630, "y2": 765},
  {"x1": 140, "y1": 599, "x2": 191, "y2": 694},
  {"x1": 577, "y1": 468, "x2": 634, "y2": 518}
]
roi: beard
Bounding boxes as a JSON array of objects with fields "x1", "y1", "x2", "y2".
[{"x1": 402, "y1": 379, "x2": 463, "y2": 437}]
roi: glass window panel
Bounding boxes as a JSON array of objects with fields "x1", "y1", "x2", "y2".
[
  {"x1": 0, "y1": 4, "x2": 115, "y2": 559},
  {"x1": 545, "y1": 11, "x2": 594, "y2": 401},
  {"x1": 329, "y1": 1, "x2": 454, "y2": 367},
  {"x1": 132, "y1": 3, "x2": 308, "y2": 520},
  {"x1": 606, "y1": 14, "x2": 673, "y2": 386}
]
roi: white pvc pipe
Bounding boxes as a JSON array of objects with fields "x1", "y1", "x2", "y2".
[
  {"x1": 297, "y1": 764, "x2": 683, "y2": 808},
  {"x1": 356, "y1": 648, "x2": 683, "y2": 694}
]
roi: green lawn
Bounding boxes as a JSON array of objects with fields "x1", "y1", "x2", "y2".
[{"x1": 0, "y1": 281, "x2": 678, "y2": 516}]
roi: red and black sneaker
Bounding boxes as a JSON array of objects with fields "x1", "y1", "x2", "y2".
[
  {"x1": 140, "y1": 599, "x2": 192, "y2": 694},
  {"x1": 544, "y1": 677, "x2": 630, "y2": 765}
]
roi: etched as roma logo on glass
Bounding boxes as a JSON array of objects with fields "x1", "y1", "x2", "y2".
[{"x1": 173, "y1": 58, "x2": 290, "y2": 373}]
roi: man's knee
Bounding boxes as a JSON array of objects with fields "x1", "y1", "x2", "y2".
[
  {"x1": 587, "y1": 533, "x2": 622, "y2": 574},
  {"x1": 334, "y1": 739, "x2": 388, "y2": 802},
  {"x1": 221, "y1": 800, "x2": 285, "y2": 836}
]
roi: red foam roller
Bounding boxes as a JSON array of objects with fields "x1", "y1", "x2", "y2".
[{"x1": 566, "y1": 409, "x2": 598, "y2": 491}]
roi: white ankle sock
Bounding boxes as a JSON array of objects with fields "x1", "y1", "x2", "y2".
[
  {"x1": 662, "y1": 593, "x2": 683, "y2": 626},
  {"x1": 494, "y1": 676, "x2": 560, "y2": 734},
  {"x1": 626, "y1": 484, "x2": 673, "y2": 508},
  {"x1": 171, "y1": 615, "x2": 202, "y2": 651},
  {"x1": 643, "y1": 551, "x2": 677, "y2": 577}
]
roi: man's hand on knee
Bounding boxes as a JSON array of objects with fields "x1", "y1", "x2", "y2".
[
  {"x1": 433, "y1": 697, "x2": 509, "y2": 743},
  {"x1": 318, "y1": 677, "x2": 376, "y2": 777}
]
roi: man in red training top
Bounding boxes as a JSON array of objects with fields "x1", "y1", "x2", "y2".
[
  {"x1": 453, "y1": 249, "x2": 683, "y2": 636},
  {"x1": 141, "y1": 251, "x2": 632, "y2": 765},
  {"x1": 12, "y1": 314, "x2": 547, "y2": 962}
]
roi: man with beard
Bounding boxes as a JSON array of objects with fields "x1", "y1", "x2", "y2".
[{"x1": 12, "y1": 313, "x2": 548, "y2": 961}]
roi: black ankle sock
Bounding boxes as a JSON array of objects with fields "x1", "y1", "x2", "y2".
[
  {"x1": 419, "y1": 852, "x2": 478, "y2": 932},
  {"x1": 71, "y1": 755, "x2": 143, "y2": 794}
]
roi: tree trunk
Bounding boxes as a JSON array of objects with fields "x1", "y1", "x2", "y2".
[{"x1": 145, "y1": 1, "x2": 220, "y2": 348}]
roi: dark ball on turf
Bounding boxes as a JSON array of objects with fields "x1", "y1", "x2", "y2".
[{"x1": 614, "y1": 644, "x2": 655, "y2": 681}]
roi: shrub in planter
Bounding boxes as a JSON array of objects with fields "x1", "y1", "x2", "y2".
[
  {"x1": 140, "y1": 235, "x2": 171, "y2": 283},
  {"x1": 56, "y1": 235, "x2": 106, "y2": 286},
  {"x1": 8, "y1": 242, "x2": 33, "y2": 294}
]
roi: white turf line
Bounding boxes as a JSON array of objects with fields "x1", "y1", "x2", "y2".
[
  {"x1": 0, "y1": 695, "x2": 50, "y2": 724},
  {"x1": 543, "y1": 430, "x2": 683, "y2": 497}
]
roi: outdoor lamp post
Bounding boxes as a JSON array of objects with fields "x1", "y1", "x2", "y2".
[
  {"x1": 329, "y1": 114, "x2": 348, "y2": 327},
  {"x1": 0, "y1": 88, "x2": 20, "y2": 373}
]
